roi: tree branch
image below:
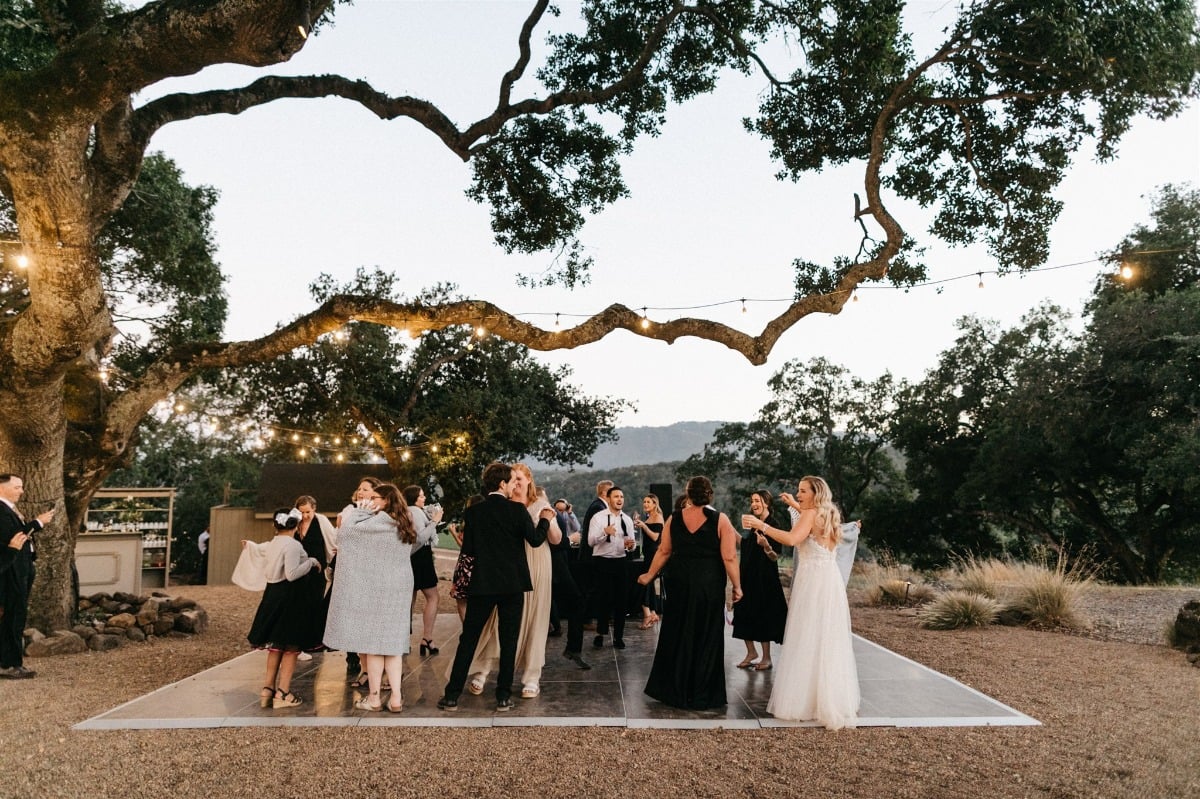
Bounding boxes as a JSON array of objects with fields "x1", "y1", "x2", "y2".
[{"x1": 497, "y1": 0, "x2": 551, "y2": 109}]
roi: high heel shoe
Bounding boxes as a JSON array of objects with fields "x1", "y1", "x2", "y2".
[
  {"x1": 259, "y1": 686, "x2": 275, "y2": 709},
  {"x1": 420, "y1": 638, "x2": 439, "y2": 656},
  {"x1": 272, "y1": 690, "x2": 303, "y2": 709}
]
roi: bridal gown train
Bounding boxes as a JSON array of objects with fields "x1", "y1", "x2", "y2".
[{"x1": 767, "y1": 537, "x2": 860, "y2": 729}]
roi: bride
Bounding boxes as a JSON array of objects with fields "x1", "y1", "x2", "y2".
[{"x1": 743, "y1": 475, "x2": 859, "y2": 730}]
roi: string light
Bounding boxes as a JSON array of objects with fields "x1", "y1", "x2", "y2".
[
  {"x1": 851, "y1": 291, "x2": 859, "y2": 303},
  {"x1": 13, "y1": 254, "x2": 28, "y2": 269},
  {"x1": 1120, "y1": 264, "x2": 1134, "y2": 280},
  {"x1": 741, "y1": 299, "x2": 747, "y2": 313},
  {"x1": 640, "y1": 307, "x2": 650, "y2": 330},
  {"x1": 977, "y1": 272, "x2": 984, "y2": 289},
  {"x1": 297, "y1": 447, "x2": 308, "y2": 457},
  {"x1": 554, "y1": 313, "x2": 561, "y2": 329},
  {"x1": 475, "y1": 324, "x2": 487, "y2": 338},
  {"x1": 98, "y1": 365, "x2": 109, "y2": 384}
]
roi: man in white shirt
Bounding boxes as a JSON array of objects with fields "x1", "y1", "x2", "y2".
[{"x1": 586, "y1": 486, "x2": 636, "y2": 649}]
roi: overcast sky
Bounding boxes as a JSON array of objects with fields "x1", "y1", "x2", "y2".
[{"x1": 144, "y1": 1, "x2": 1200, "y2": 428}]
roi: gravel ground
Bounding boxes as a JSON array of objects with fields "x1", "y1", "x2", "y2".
[{"x1": 0, "y1": 581, "x2": 1196, "y2": 799}]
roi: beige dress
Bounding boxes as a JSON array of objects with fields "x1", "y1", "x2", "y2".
[{"x1": 468, "y1": 497, "x2": 558, "y2": 686}]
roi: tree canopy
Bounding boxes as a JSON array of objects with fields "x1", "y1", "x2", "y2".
[{"x1": 0, "y1": 0, "x2": 1197, "y2": 627}]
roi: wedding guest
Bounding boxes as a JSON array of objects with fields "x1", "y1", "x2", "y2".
[
  {"x1": 732, "y1": 489, "x2": 788, "y2": 670},
  {"x1": 587, "y1": 485, "x2": 637, "y2": 649},
  {"x1": 293, "y1": 495, "x2": 336, "y2": 663},
  {"x1": 438, "y1": 462, "x2": 552, "y2": 712},
  {"x1": 633, "y1": 494, "x2": 664, "y2": 629},
  {"x1": 335, "y1": 476, "x2": 381, "y2": 682},
  {"x1": 466, "y1": 468, "x2": 561, "y2": 699},
  {"x1": 0, "y1": 474, "x2": 53, "y2": 680},
  {"x1": 745, "y1": 476, "x2": 859, "y2": 730},
  {"x1": 448, "y1": 494, "x2": 485, "y2": 621},
  {"x1": 403, "y1": 484, "x2": 443, "y2": 656},
  {"x1": 325, "y1": 482, "x2": 433, "y2": 713},
  {"x1": 639, "y1": 476, "x2": 742, "y2": 710},
  {"x1": 246, "y1": 508, "x2": 323, "y2": 709},
  {"x1": 551, "y1": 497, "x2": 590, "y2": 670}
]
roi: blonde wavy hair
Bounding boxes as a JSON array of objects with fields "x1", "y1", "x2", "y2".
[{"x1": 802, "y1": 475, "x2": 843, "y2": 545}]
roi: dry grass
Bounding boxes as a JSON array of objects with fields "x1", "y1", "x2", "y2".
[
  {"x1": 851, "y1": 552, "x2": 934, "y2": 606},
  {"x1": 917, "y1": 590, "x2": 1002, "y2": 629}
]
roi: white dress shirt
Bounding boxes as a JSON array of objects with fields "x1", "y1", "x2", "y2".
[{"x1": 587, "y1": 509, "x2": 635, "y2": 558}]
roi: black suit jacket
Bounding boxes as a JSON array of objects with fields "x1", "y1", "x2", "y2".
[
  {"x1": 461, "y1": 492, "x2": 547, "y2": 596},
  {"x1": 0, "y1": 503, "x2": 37, "y2": 589}
]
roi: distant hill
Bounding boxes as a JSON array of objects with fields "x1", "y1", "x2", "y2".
[{"x1": 529, "y1": 420, "x2": 725, "y2": 472}]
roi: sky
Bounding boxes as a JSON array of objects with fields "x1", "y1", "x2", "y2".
[{"x1": 143, "y1": 1, "x2": 1200, "y2": 428}]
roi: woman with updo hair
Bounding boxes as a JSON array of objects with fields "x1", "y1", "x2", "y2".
[
  {"x1": 246, "y1": 508, "x2": 323, "y2": 709},
  {"x1": 638, "y1": 475, "x2": 742, "y2": 710}
]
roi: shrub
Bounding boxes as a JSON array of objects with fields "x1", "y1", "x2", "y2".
[
  {"x1": 917, "y1": 590, "x2": 1002, "y2": 629},
  {"x1": 1006, "y1": 547, "x2": 1098, "y2": 629},
  {"x1": 947, "y1": 553, "x2": 1021, "y2": 598}
]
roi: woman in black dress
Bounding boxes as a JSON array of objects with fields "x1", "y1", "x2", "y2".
[
  {"x1": 403, "y1": 484, "x2": 443, "y2": 655},
  {"x1": 732, "y1": 489, "x2": 788, "y2": 670},
  {"x1": 633, "y1": 494, "x2": 664, "y2": 628},
  {"x1": 293, "y1": 495, "x2": 334, "y2": 654},
  {"x1": 638, "y1": 476, "x2": 742, "y2": 710}
]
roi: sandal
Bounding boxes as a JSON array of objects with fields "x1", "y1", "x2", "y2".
[
  {"x1": 354, "y1": 692, "x2": 383, "y2": 712},
  {"x1": 467, "y1": 673, "x2": 486, "y2": 696},
  {"x1": 386, "y1": 692, "x2": 404, "y2": 713},
  {"x1": 520, "y1": 683, "x2": 540, "y2": 699},
  {"x1": 259, "y1": 686, "x2": 275, "y2": 709},
  {"x1": 272, "y1": 690, "x2": 303, "y2": 709},
  {"x1": 736, "y1": 658, "x2": 757, "y2": 669},
  {"x1": 638, "y1": 619, "x2": 654, "y2": 630},
  {"x1": 754, "y1": 662, "x2": 773, "y2": 671},
  {"x1": 348, "y1": 672, "x2": 369, "y2": 689}
]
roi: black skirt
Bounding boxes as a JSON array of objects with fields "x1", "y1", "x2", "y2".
[
  {"x1": 247, "y1": 580, "x2": 325, "y2": 651},
  {"x1": 411, "y1": 544, "x2": 438, "y2": 591}
]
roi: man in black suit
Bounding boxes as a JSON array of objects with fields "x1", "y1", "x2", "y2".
[
  {"x1": 438, "y1": 462, "x2": 553, "y2": 712},
  {"x1": 0, "y1": 473, "x2": 54, "y2": 679}
]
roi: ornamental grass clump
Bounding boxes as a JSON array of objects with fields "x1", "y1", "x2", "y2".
[
  {"x1": 1007, "y1": 548, "x2": 1098, "y2": 630},
  {"x1": 948, "y1": 553, "x2": 1021, "y2": 598},
  {"x1": 917, "y1": 590, "x2": 1002, "y2": 629}
]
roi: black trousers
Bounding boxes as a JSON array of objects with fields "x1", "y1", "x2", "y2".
[
  {"x1": 444, "y1": 591, "x2": 524, "y2": 701},
  {"x1": 0, "y1": 564, "x2": 32, "y2": 669},
  {"x1": 592, "y1": 557, "x2": 628, "y2": 642},
  {"x1": 551, "y1": 551, "x2": 585, "y2": 654}
]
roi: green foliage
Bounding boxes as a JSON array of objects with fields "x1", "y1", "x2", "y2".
[
  {"x1": 101, "y1": 153, "x2": 227, "y2": 371},
  {"x1": 916, "y1": 590, "x2": 1001, "y2": 629},
  {"x1": 105, "y1": 413, "x2": 264, "y2": 575},
  {"x1": 0, "y1": 1, "x2": 55, "y2": 72},
  {"x1": 231, "y1": 269, "x2": 626, "y2": 511},
  {"x1": 678, "y1": 356, "x2": 907, "y2": 531},
  {"x1": 1092, "y1": 184, "x2": 1200, "y2": 303}
]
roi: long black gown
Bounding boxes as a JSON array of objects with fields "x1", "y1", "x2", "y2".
[
  {"x1": 731, "y1": 515, "x2": 788, "y2": 644},
  {"x1": 644, "y1": 507, "x2": 727, "y2": 710},
  {"x1": 294, "y1": 523, "x2": 329, "y2": 650}
]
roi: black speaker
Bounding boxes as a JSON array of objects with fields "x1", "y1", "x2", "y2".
[{"x1": 649, "y1": 482, "x2": 673, "y2": 515}]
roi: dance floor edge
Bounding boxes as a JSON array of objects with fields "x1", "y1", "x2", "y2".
[{"x1": 74, "y1": 615, "x2": 1039, "y2": 731}]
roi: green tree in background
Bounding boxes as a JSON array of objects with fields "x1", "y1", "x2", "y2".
[
  {"x1": 679, "y1": 357, "x2": 905, "y2": 528},
  {"x1": 230, "y1": 269, "x2": 626, "y2": 511},
  {"x1": 891, "y1": 185, "x2": 1200, "y2": 581}
]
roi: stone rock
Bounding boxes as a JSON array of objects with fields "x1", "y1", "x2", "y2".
[
  {"x1": 125, "y1": 627, "x2": 146, "y2": 642},
  {"x1": 136, "y1": 606, "x2": 158, "y2": 627},
  {"x1": 152, "y1": 615, "x2": 176, "y2": 636},
  {"x1": 26, "y1": 630, "x2": 88, "y2": 657},
  {"x1": 113, "y1": 591, "x2": 140, "y2": 604},
  {"x1": 106, "y1": 613, "x2": 137, "y2": 629},
  {"x1": 71, "y1": 624, "x2": 96, "y2": 640},
  {"x1": 143, "y1": 597, "x2": 170, "y2": 614},
  {"x1": 1172, "y1": 600, "x2": 1200, "y2": 649},
  {"x1": 23, "y1": 628, "x2": 44, "y2": 643},
  {"x1": 151, "y1": 590, "x2": 171, "y2": 598},
  {"x1": 88, "y1": 634, "x2": 122, "y2": 651},
  {"x1": 86, "y1": 592, "x2": 111, "y2": 604},
  {"x1": 100, "y1": 599, "x2": 122, "y2": 613},
  {"x1": 78, "y1": 598, "x2": 94, "y2": 610},
  {"x1": 168, "y1": 597, "x2": 197, "y2": 612},
  {"x1": 140, "y1": 624, "x2": 155, "y2": 637},
  {"x1": 174, "y1": 608, "x2": 208, "y2": 634}
]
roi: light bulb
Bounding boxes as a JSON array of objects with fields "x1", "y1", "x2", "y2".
[{"x1": 977, "y1": 273, "x2": 984, "y2": 289}]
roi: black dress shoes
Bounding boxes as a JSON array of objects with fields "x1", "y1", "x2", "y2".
[
  {"x1": 436, "y1": 696, "x2": 458, "y2": 711},
  {"x1": 593, "y1": 635, "x2": 604, "y2": 649},
  {"x1": 0, "y1": 666, "x2": 35, "y2": 679},
  {"x1": 495, "y1": 698, "x2": 514, "y2": 712},
  {"x1": 563, "y1": 649, "x2": 592, "y2": 670},
  {"x1": 612, "y1": 639, "x2": 626, "y2": 649}
]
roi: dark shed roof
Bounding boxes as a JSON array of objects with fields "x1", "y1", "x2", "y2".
[{"x1": 255, "y1": 463, "x2": 394, "y2": 516}]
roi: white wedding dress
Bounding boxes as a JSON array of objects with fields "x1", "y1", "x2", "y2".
[{"x1": 767, "y1": 537, "x2": 860, "y2": 729}]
